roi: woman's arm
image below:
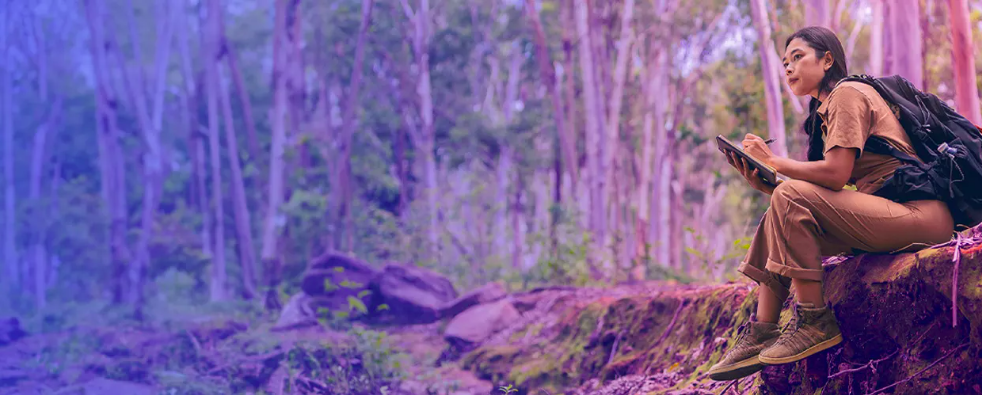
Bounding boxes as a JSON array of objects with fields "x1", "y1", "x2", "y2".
[{"x1": 770, "y1": 147, "x2": 857, "y2": 190}]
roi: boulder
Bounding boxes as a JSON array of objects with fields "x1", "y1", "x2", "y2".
[
  {"x1": 444, "y1": 299, "x2": 520, "y2": 351},
  {"x1": 300, "y1": 253, "x2": 378, "y2": 316},
  {"x1": 439, "y1": 281, "x2": 508, "y2": 319},
  {"x1": 368, "y1": 264, "x2": 458, "y2": 325},
  {"x1": 301, "y1": 253, "x2": 377, "y2": 296},
  {"x1": 0, "y1": 317, "x2": 26, "y2": 346}
]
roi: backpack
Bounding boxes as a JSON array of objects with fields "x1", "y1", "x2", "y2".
[{"x1": 839, "y1": 74, "x2": 982, "y2": 229}]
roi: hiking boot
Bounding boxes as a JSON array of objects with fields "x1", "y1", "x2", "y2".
[
  {"x1": 758, "y1": 302, "x2": 842, "y2": 365},
  {"x1": 708, "y1": 319, "x2": 781, "y2": 381}
]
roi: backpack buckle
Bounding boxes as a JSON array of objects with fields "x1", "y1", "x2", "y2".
[{"x1": 938, "y1": 143, "x2": 958, "y2": 157}]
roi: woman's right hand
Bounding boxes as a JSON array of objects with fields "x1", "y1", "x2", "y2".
[{"x1": 726, "y1": 151, "x2": 776, "y2": 195}]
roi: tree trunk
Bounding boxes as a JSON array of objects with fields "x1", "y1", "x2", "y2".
[
  {"x1": 602, "y1": 0, "x2": 635, "y2": 235},
  {"x1": 750, "y1": 0, "x2": 788, "y2": 158},
  {"x1": 574, "y1": 0, "x2": 606, "y2": 276},
  {"x1": 117, "y1": 0, "x2": 175, "y2": 316},
  {"x1": 524, "y1": 0, "x2": 577, "y2": 192},
  {"x1": 805, "y1": 0, "x2": 831, "y2": 28},
  {"x1": 175, "y1": 5, "x2": 212, "y2": 259},
  {"x1": 217, "y1": 66, "x2": 258, "y2": 299},
  {"x1": 205, "y1": 0, "x2": 258, "y2": 299},
  {"x1": 947, "y1": 0, "x2": 982, "y2": 125},
  {"x1": 869, "y1": 0, "x2": 885, "y2": 76},
  {"x1": 561, "y1": 0, "x2": 580, "y2": 215},
  {"x1": 261, "y1": 0, "x2": 299, "y2": 310},
  {"x1": 202, "y1": 0, "x2": 227, "y2": 302},
  {"x1": 331, "y1": 0, "x2": 374, "y2": 251},
  {"x1": 224, "y1": 44, "x2": 261, "y2": 167},
  {"x1": 883, "y1": 0, "x2": 923, "y2": 89},
  {"x1": 28, "y1": 64, "x2": 62, "y2": 310},
  {"x1": 636, "y1": 45, "x2": 667, "y2": 279},
  {"x1": 400, "y1": 0, "x2": 439, "y2": 260},
  {"x1": 84, "y1": 0, "x2": 132, "y2": 304},
  {"x1": 1, "y1": 8, "x2": 16, "y2": 292}
]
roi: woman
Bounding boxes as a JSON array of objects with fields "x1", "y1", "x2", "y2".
[{"x1": 707, "y1": 26, "x2": 955, "y2": 381}]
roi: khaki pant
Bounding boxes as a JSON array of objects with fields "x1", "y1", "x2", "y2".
[{"x1": 737, "y1": 179, "x2": 954, "y2": 302}]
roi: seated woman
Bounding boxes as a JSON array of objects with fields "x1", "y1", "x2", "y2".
[{"x1": 708, "y1": 26, "x2": 956, "y2": 381}]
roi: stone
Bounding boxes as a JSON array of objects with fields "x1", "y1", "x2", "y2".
[
  {"x1": 368, "y1": 264, "x2": 458, "y2": 325},
  {"x1": 444, "y1": 299, "x2": 520, "y2": 350},
  {"x1": 301, "y1": 253, "x2": 376, "y2": 305},
  {"x1": 439, "y1": 281, "x2": 508, "y2": 320}
]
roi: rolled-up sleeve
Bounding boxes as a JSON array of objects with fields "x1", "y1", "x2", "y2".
[{"x1": 820, "y1": 86, "x2": 873, "y2": 158}]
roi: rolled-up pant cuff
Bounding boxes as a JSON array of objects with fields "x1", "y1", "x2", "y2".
[
  {"x1": 764, "y1": 258, "x2": 823, "y2": 282},
  {"x1": 737, "y1": 261, "x2": 791, "y2": 302}
]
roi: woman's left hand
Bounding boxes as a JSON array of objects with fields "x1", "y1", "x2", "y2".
[{"x1": 742, "y1": 134, "x2": 776, "y2": 167}]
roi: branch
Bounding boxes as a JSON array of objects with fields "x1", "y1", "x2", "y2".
[
  {"x1": 828, "y1": 349, "x2": 897, "y2": 379},
  {"x1": 398, "y1": 0, "x2": 415, "y2": 22}
]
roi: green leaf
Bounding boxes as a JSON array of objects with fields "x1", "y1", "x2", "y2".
[
  {"x1": 333, "y1": 266, "x2": 345, "y2": 273},
  {"x1": 348, "y1": 296, "x2": 368, "y2": 314},
  {"x1": 334, "y1": 311, "x2": 350, "y2": 319},
  {"x1": 324, "y1": 279, "x2": 339, "y2": 292},
  {"x1": 357, "y1": 290, "x2": 371, "y2": 298},
  {"x1": 339, "y1": 280, "x2": 363, "y2": 289},
  {"x1": 376, "y1": 304, "x2": 389, "y2": 311}
]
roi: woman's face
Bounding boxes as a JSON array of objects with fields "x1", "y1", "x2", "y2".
[{"x1": 783, "y1": 38, "x2": 832, "y2": 99}]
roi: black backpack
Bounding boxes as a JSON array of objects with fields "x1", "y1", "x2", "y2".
[{"x1": 839, "y1": 74, "x2": 982, "y2": 229}]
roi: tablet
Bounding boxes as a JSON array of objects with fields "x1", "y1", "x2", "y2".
[{"x1": 716, "y1": 135, "x2": 781, "y2": 185}]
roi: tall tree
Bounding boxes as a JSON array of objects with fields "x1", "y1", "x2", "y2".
[
  {"x1": 524, "y1": 0, "x2": 577, "y2": 256},
  {"x1": 602, "y1": 0, "x2": 636, "y2": 258},
  {"x1": 1, "y1": 3, "x2": 16, "y2": 292},
  {"x1": 330, "y1": 0, "x2": 375, "y2": 252},
  {"x1": 175, "y1": 0, "x2": 213, "y2": 261},
  {"x1": 261, "y1": 0, "x2": 301, "y2": 310},
  {"x1": 868, "y1": 0, "x2": 885, "y2": 76},
  {"x1": 750, "y1": 0, "x2": 788, "y2": 158},
  {"x1": 83, "y1": 0, "x2": 132, "y2": 304},
  {"x1": 209, "y1": 0, "x2": 258, "y2": 299},
  {"x1": 575, "y1": 0, "x2": 607, "y2": 274},
  {"x1": 118, "y1": 0, "x2": 175, "y2": 315},
  {"x1": 399, "y1": 0, "x2": 440, "y2": 260},
  {"x1": 804, "y1": 0, "x2": 831, "y2": 28},
  {"x1": 202, "y1": 0, "x2": 228, "y2": 302},
  {"x1": 26, "y1": 14, "x2": 63, "y2": 309},
  {"x1": 883, "y1": 0, "x2": 923, "y2": 89},
  {"x1": 947, "y1": 0, "x2": 982, "y2": 125}
]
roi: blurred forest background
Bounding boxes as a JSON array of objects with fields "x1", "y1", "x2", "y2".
[{"x1": 2, "y1": 0, "x2": 982, "y2": 320}]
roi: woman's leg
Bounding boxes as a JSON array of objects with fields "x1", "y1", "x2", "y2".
[
  {"x1": 755, "y1": 179, "x2": 953, "y2": 364},
  {"x1": 756, "y1": 283, "x2": 783, "y2": 324},
  {"x1": 792, "y1": 279, "x2": 823, "y2": 306}
]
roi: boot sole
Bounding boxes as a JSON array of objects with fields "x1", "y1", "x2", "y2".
[
  {"x1": 708, "y1": 355, "x2": 765, "y2": 381},
  {"x1": 758, "y1": 334, "x2": 843, "y2": 365}
]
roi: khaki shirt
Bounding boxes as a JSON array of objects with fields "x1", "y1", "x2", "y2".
[{"x1": 816, "y1": 81, "x2": 920, "y2": 194}]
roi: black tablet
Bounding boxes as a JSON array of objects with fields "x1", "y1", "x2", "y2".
[{"x1": 716, "y1": 135, "x2": 780, "y2": 185}]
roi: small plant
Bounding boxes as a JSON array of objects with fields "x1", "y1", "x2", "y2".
[{"x1": 498, "y1": 383, "x2": 519, "y2": 394}]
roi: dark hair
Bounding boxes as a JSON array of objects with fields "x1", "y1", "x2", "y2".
[{"x1": 785, "y1": 26, "x2": 848, "y2": 161}]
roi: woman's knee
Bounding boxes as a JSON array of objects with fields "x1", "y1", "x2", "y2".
[{"x1": 771, "y1": 179, "x2": 819, "y2": 206}]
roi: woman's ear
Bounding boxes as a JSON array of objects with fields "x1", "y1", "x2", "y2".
[{"x1": 823, "y1": 52, "x2": 834, "y2": 71}]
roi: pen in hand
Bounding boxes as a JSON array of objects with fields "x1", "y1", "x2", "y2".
[{"x1": 763, "y1": 138, "x2": 775, "y2": 145}]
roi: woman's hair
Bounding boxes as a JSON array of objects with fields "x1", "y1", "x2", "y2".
[{"x1": 784, "y1": 26, "x2": 848, "y2": 161}]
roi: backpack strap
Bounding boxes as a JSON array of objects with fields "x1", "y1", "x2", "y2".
[{"x1": 864, "y1": 136, "x2": 923, "y2": 166}]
